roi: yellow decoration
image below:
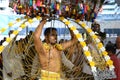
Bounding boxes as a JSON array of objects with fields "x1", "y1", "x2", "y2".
[
  {"x1": 89, "y1": 61, "x2": 95, "y2": 67},
  {"x1": 0, "y1": 46, "x2": 4, "y2": 53},
  {"x1": 59, "y1": 17, "x2": 64, "y2": 21},
  {"x1": 43, "y1": 43, "x2": 63, "y2": 51},
  {"x1": 8, "y1": 22, "x2": 13, "y2": 27},
  {"x1": 43, "y1": 43, "x2": 50, "y2": 50},
  {"x1": 55, "y1": 44, "x2": 63, "y2": 51},
  {"x1": 65, "y1": 21, "x2": 70, "y2": 25},
  {"x1": 102, "y1": 51, "x2": 108, "y2": 56},
  {"x1": 6, "y1": 37, "x2": 11, "y2": 43},
  {"x1": 16, "y1": 18, "x2": 21, "y2": 22},
  {"x1": 62, "y1": 18, "x2": 96, "y2": 71},
  {"x1": 76, "y1": 19, "x2": 80, "y2": 23},
  {"x1": 36, "y1": 16, "x2": 41, "y2": 20},
  {"x1": 75, "y1": 20, "x2": 115, "y2": 71},
  {"x1": 92, "y1": 35, "x2": 98, "y2": 39},
  {"x1": 0, "y1": 28, "x2": 6, "y2": 32},
  {"x1": 87, "y1": 28, "x2": 92, "y2": 33},
  {"x1": 80, "y1": 41, "x2": 86, "y2": 47},
  {"x1": 28, "y1": 19, "x2": 33, "y2": 23},
  {"x1": 81, "y1": 23, "x2": 86, "y2": 27},
  {"x1": 84, "y1": 51, "x2": 91, "y2": 56},
  {"x1": 70, "y1": 26, "x2": 76, "y2": 31},
  {"x1": 107, "y1": 60, "x2": 113, "y2": 66},
  {"x1": 97, "y1": 42, "x2": 103, "y2": 49},
  {"x1": 13, "y1": 30, "x2": 19, "y2": 35},
  {"x1": 76, "y1": 34, "x2": 82, "y2": 38},
  {"x1": 41, "y1": 70, "x2": 60, "y2": 80},
  {"x1": 20, "y1": 24, "x2": 26, "y2": 28}
]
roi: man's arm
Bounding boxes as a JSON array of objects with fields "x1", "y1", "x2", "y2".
[
  {"x1": 61, "y1": 29, "x2": 77, "y2": 50},
  {"x1": 33, "y1": 20, "x2": 46, "y2": 55}
]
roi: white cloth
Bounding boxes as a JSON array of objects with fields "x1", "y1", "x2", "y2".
[
  {"x1": 82, "y1": 61, "x2": 92, "y2": 75},
  {"x1": 116, "y1": 49, "x2": 120, "y2": 59},
  {"x1": 2, "y1": 43, "x2": 25, "y2": 80},
  {"x1": 62, "y1": 53, "x2": 74, "y2": 70}
]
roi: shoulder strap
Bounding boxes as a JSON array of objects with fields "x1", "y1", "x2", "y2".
[{"x1": 116, "y1": 51, "x2": 120, "y2": 56}]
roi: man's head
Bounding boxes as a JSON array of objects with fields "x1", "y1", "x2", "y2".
[
  {"x1": 44, "y1": 27, "x2": 57, "y2": 45},
  {"x1": 116, "y1": 36, "x2": 120, "y2": 49},
  {"x1": 8, "y1": 30, "x2": 13, "y2": 37},
  {"x1": 105, "y1": 43, "x2": 116, "y2": 55},
  {"x1": 91, "y1": 23, "x2": 100, "y2": 33}
]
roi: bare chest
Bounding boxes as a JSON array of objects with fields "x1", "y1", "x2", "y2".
[{"x1": 44, "y1": 47, "x2": 62, "y2": 59}]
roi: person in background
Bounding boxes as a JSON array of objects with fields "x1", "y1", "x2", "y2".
[
  {"x1": 91, "y1": 22, "x2": 106, "y2": 44},
  {"x1": 105, "y1": 43, "x2": 120, "y2": 80},
  {"x1": 115, "y1": 36, "x2": 120, "y2": 60}
]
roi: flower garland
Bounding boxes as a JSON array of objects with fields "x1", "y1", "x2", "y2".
[
  {"x1": 43, "y1": 43, "x2": 63, "y2": 51},
  {"x1": 59, "y1": 17, "x2": 97, "y2": 73},
  {"x1": 0, "y1": 16, "x2": 27, "y2": 34},
  {"x1": 75, "y1": 19, "x2": 114, "y2": 71},
  {"x1": 0, "y1": 16, "x2": 42, "y2": 54}
]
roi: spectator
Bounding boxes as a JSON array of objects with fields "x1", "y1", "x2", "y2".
[
  {"x1": 115, "y1": 36, "x2": 120, "y2": 59},
  {"x1": 106, "y1": 43, "x2": 120, "y2": 80}
]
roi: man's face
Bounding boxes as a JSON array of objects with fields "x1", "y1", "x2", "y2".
[
  {"x1": 92, "y1": 24, "x2": 100, "y2": 33},
  {"x1": 95, "y1": 25, "x2": 100, "y2": 32},
  {"x1": 47, "y1": 30, "x2": 57, "y2": 45}
]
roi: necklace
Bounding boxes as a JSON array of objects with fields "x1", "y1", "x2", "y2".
[{"x1": 43, "y1": 42, "x2": 63, "y2": 51}]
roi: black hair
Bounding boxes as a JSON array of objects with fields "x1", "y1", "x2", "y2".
[
  {"x1": 29, "y1": 31, "x2": 33, "y2": 35},
  {"x1": 8, "y1": 30, "x2": 13, "y2": 37},
  {"x1": 44, "y1": 27, "x2": 57, "y2": 36},
  {"x1": 105, "y1": 43, "x2": 116, "y2": 54}
]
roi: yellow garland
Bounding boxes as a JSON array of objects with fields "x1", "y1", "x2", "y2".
[
  {"x1": 0, "y1": 16, "x2": 41, "y2": 54},
  {"x1": 0, "y1": 28, "x2": 6, "y2": 32},
  {"x1": 0, "y1": 46, "x2": 4, "y2": 53},
  {"x1": 75, "y1": 19, "x2": 115, "y2": 70},
  {"x1": 6, "y1": 37, "x2": 11, "y2": 43},
  {"x1": 60, "y1": 17, "x2": 97, "y2": 72},
  {"x1": 43, "y1": 43, "x2": 63, "y2": 51},
  {"x1": 0, "y1": 16, "x2": 26, "y2": 34}
]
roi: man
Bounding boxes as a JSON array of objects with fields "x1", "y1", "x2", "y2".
[
  {"x1": 33, "y1": 18, "x2": 77, "y2": 80},
  {"x1": 115, "y1": 36, "x2": 120, "y2": 59},
  {"x1": 91, "y1": 22, "x2": 106, "y2": 43},
  {"x1": 106, "y1": 43, "x2": 120, "y2": 80}
]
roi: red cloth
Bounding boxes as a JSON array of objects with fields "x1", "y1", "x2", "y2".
[{"x1": 110, "y1": 54, "x2": 120, "y2": 80}]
